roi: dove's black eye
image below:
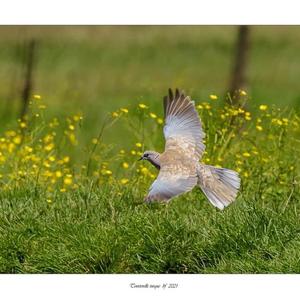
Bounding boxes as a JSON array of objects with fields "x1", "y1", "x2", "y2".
[{"x1": 144, "y1": 153, "x2": 149, "y2": 158}]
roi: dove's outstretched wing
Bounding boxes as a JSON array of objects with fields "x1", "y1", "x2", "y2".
[{"x1": 145, "y1": 88, "x2": 205, "y2": 202}]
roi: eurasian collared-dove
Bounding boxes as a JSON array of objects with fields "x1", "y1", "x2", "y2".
[{"x1": 139, "y1": 88, "x2": 240, "y2": 210}]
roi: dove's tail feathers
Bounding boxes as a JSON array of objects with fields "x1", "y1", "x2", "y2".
[{"x1": 197, "y1": 165, "x2": 240, "y2": 210}]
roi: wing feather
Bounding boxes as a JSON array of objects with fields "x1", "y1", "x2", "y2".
[
  {"x1": 145, "y1": 88, "x2": 204, "y2": 202},
  {"x1": 145, "y1": 174, "x2": 197, "y2": 202},
  {"x1": 163, "y1": 89, "x2": 205, "y2": 160}
]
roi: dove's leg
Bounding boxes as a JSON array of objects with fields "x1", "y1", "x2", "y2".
[{"x1": 197, "y1": 164, "x2": 240, "y2": 210}]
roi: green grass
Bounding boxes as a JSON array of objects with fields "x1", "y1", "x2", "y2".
[
  {"x1": 0, "y1": 26, "x2": 300, "y2": 273},
  {"x1": 1, "y1": 182, "x2": 299, "y2": 273}
]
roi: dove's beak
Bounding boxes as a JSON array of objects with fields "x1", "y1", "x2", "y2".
[{"x1": 138, "y1": 156, "x2": 143, "y2": 161}]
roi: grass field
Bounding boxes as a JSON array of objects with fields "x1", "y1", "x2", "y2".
[{"x1": 0, "y1": 26, "x2": 300, "y2": 273}]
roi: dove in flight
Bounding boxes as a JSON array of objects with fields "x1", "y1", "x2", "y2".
[{"x1": 138, "y1": 88, "x2": 240, "y2": 210}]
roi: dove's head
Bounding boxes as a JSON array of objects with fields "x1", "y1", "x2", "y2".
[{"x1": 138, "y1": 151, "x2": 161, "y2": 170}]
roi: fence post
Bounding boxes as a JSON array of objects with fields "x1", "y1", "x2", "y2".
[
  {"x1": 228, "y1": 25, "x2": 250, "y2": 104},
  {"x1": 20, "y1": 39, "x2": 37, "y2": 119}
]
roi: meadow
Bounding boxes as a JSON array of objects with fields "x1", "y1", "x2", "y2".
[{"x1": 0, "y1": 26, "x2": 300, "y2": 273}]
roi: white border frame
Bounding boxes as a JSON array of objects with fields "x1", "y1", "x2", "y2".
[
  {"x1": 1, "y1": 274, "x2": 300, "y2": 299},
  {"x1": 0, "y1": 0, "x2": 299, "y2": 24}
]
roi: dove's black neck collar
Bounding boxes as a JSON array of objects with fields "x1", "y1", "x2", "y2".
[
  {"x1": 147, "y1": 153, "x2": 161, "y2": 170},
  {"x1": 148, "y1": 157, "x2": 160, "y2": 170}
]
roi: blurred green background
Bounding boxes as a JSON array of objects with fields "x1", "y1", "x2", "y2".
[{"x1": 0, "y1": 26, "x2": 300, "y2": 144}]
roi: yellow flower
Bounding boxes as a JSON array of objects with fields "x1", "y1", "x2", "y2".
[
  {"x1": 157, "y1": 118, "x2": 163, "y2": 124},
  {"x1": 242, "y1": 152, "x2": 251, "y2": 158},
  {"x1": 63, "y1": 156, "x2": 70, "y2": 163},
  {"x1": 120, "y1": 178, "x2": 129, "y2": 185},
  {"x1": 44, "y1": 143, "x2": 54, "y2": 152},
  {"x1": 43, "y1": 134, "x2": 53, "y2": 143},
  {"x1": 121, "y1": 108, "x2": 129, "y2": 113},
  {"x1": 33, "y1": 94, "x2": 41, "y2": 100},
  {"x1": 138, "y1": 103, "x2": 148, "y2": 109},
  {"x1": 20, "y1": 122, "x2": 27, "y2": 128},
  {"x1": 105, "y1": 170, "x2": 112, "y2": 175},
  {"x1": 25, "y1": 146, "x2": 33, "y2": 153},
  {"x1": 122, "y1": 162, "x2": 129, "y2": 169},
  {"x1": 240, "y1": 90, "x2": 247, "y2": 96},
  {"x1": 13, "y1": 136, "x2": 22, "y2": 145},
  {"x1": 119, "y1": 149, "x2": 125, "y2": 154},
  {"x1": 64, "y1": 175, "x2": 73, "y2": 185},
  {"x1": 38, "y1": 104, "x2": 47, "y2": 109},
  {"x1": 49, "y1": 156, "x2": 56, "y2": 162},
  {"x1": 43, "y1": 161, "x2": 50, "y2": 168},
  {"x1": 275, "y1": 119, "x2": 283, "y2": 126},
  {"x1": 43, "y1": 170, "x2": 52, "y2": 177},
  {"x1": 149, "y1": 113, "x2": 157, "y2": 119},
  {"x1": 243, "y1": 172, "x2": 249, "y2": 178},
  {"x1": 256, "y1": 125, "x2": 263, "y2": 131},
  {"x1": 68, "y1": 133, "x2": 77, "y2": 145},
  {"x1": 92, "y1": 138, "x2": 98, "y2": 145},
  {"x1": 135, "y1": 142, "x2": 142, "y2": 148},
  {"x1": 55, "y1": 171, "x2": 63, "y2": 178},
  {"x1": 69, "y1": 124, "x2": 75, "y2": 130},
  {"x1": 245, "y1": 111, "x2": 251, "y2": 120},
  {"x1": 141, "y1": 167, "x2": 148, "y2": 175},
  {"x1": 231, "y1": 109, "x2": 239, "y2": 116},
  {"x1": 197, "y1": 104, "x2": 203, "y2": 110},
  {"x1": 282, "y1": 118, "x2": 289, "y2": 125},
  {"x1": 8, "y1": 143, "x2": 15, "y2": 153},
  {"x1": 259, "y1": 105, "x2": 268, "y2": 111},
  {"x1": 47, "y1": 199, "x2": 52, "y2": 204},
  {"x1": 112, "y1": 112, "x2": 119, "y2": 118},
  {"x1": 209, "y1": 94, "x2": 218, "y2": 100},
  {"x1": 73, "y1": 114, "x2": 83, "y2": 122},
  {"x1": 131, "y1": 150, "x2": 137, "y2": 155}
]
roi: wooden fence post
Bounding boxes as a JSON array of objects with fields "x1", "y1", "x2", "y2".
[
  {"x1": 228, "y1": 25, "x2": 250, "y2": 104},
  {"x1": 20, "y1": 39, "x2": 37, "y2": 119}
]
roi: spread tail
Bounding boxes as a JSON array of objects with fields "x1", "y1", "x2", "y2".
[{"x1": 197, "y1": 164, "x2": 240, "y2": 210}]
